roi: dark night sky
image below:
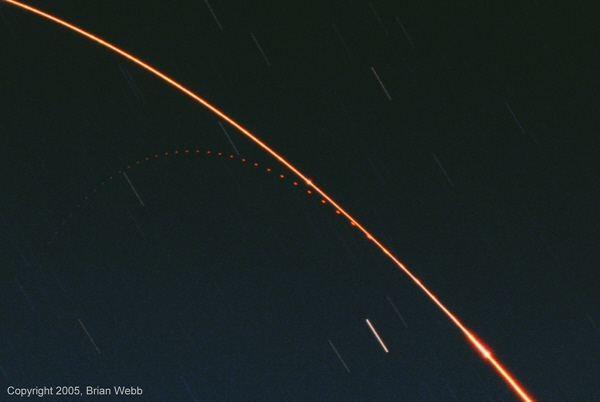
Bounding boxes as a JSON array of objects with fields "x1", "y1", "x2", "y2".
[{"x1": 1, "y1": 1, "x2": 599, "y2": 401}]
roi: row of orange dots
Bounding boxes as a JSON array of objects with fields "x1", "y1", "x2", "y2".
[{"x1": 53, "y1": 149, "x2": 351, "y2": 244}]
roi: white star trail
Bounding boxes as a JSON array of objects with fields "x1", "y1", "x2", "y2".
[
  {"x1": 203, "y1": 0, "x2": 222, "y2": 31},
  {"x1": 433, "y1": 153, "x2": 454, "y2": 187},
  {"x1": 78, "y1": 319, "x2": 101, "y2": 354},
  {"x1": 371, "y1": 67, "x2": 391, "y2": 100},
  {"x1": 505, "y1": 101, "x2": 543, "y2": 152},
  {"x1": 250, "y1": 32, "x2": 271, "y2": 66},
  {"x1": 122, "y1": 171, "x2": 145, "y2": 207},
  {"x1": 396, "y1": 17, "x2": 415, "y2": 49},
  {"x1": 366, "y1": 318, "x2": 389, "y2": 353},
  {"x1": 386, "y1": 295, "x2": 408, "y2": 328},
  {"x1": 328, "y1": 339, "x2": 351, "y2": 373},
  {"x1": 332, "y1": 22, "x2": 352, "y2": 57},
  {"x1": 219, "y1": 121, "x2": 240, "y2": 155},
  {"x1": 369, "y1": 3, "x2": 388, "y2": 36},
  {"x1": 118, "y1": 63, "x2": 145, "y2": 103}
]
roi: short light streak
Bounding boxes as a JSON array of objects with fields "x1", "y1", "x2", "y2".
[
  {"x1": 369, "y1": 3, "x2": 388, "y2": 36},
  {"x1": 332, "y1": 22, "x2": 352, "y2": 57},
  {"x1": 328, "y1": 339, "x2": 351, "y2": 373},
  {"x1": 218, "y1": 121, "x2": 240, "y2": 156},
  {"x1": 432, "y1": 153, "x2": 454, "y2": 187},
  {"x1": 250, "y1": 32, "x2": 270, "y2": 66},
  {"x1": 4, "y1": 2, "x2": 535, "y2": 400},
  {"x1": 395, "y1": 17, "x2": 415, "y2": 49},
  {"x1": 203, "y1": 0, "x2": 223, "y2": 31},
  {"x1": 78, "y1": 319, "x2": 101, "y2": 354},
  {"x1": 366, "y1": 319, "x2": 389, "y2": 353},
  {"x1": 122, "y1": 171, "x2": 145, "y2": 207},
  {"x1": 371, "y1": 67, "x2": 392, "y2": 100},
  {"x1": 386, "y1": 295, "x2": 408, "y2": 328}
]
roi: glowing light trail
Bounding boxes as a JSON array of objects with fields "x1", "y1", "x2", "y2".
[
  {"x1": 366, "y1": 318, "x2": 389, "y2": 353},
  {"x1": 4, "y1": 2, "x2": 534, "y2": 400}
]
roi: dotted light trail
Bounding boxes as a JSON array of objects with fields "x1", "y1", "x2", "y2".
[{"x1": 4, "y1": 2, "x2": 535, "y2": 400}]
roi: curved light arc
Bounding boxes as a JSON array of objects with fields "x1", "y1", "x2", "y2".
[{"x1": 4, "y1": 2, "x2": 534, "y2": 401}]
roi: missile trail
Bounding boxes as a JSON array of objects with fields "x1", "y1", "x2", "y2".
[{"x1": 3, "y1": 2, "x2": 534, "y2": 400}]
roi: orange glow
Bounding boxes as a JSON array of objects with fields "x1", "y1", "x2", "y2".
[{"x1": 4, "y1": 2, "x2": 534, "y2": 400}]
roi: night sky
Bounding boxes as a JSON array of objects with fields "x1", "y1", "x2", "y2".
[{"x1": 1, "y1": 1, "x2": 599, "y2": 401}]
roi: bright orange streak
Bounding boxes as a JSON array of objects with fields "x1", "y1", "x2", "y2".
[{"x1": 4, "y1": 2, "x2": 534, "y2": 400}]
